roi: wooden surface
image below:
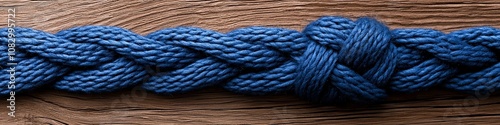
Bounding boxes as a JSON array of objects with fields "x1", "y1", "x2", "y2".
[{"x1": 1, "y1": 0, "x2": 500, "y2": 124}]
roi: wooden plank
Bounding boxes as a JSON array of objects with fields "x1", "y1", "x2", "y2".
[{"x1": 1, "y1": 0, "x2": 500, "y2": 124}]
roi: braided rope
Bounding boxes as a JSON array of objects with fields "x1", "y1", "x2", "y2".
[{"x1": 1, "y1": 16, "x2": 499, "y2": 104}]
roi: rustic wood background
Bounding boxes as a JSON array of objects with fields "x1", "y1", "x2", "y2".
[{"x1": 1, "y1": 0, "x2": 500, "y2": 124}]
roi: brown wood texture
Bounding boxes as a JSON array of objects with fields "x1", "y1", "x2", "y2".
[{"x1": 1, "y1": 0, "x2": 500, "y2": 124}]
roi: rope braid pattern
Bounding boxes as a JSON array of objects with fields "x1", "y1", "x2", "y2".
[{"x1": 1, "y1": 16, "x2": 499, "y2": 104}]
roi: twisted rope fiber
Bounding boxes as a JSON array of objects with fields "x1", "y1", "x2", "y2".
[{"x1": 1, "y1": 16, "x2": 500, "y2": 104}]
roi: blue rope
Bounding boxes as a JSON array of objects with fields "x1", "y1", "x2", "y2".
[{"x1": 1, "y1": 16, "x2": 499, "y2": 104}]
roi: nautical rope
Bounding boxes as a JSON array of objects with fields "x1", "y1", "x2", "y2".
[{"x1": 1, "y1": 16, "x2": 499, "y2": 104}]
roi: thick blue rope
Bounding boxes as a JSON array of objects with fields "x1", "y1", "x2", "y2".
[{"x1": 1, "y1": 16, "x2": 499, "y2": 104}]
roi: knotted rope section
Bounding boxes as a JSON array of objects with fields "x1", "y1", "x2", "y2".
[{"x1": 1, "y1": 16, "x2": 499, "y2": 104}]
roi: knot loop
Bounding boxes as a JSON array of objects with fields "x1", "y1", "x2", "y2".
[{"x1": 294, "y1": 17, "x2": 396, "y2": 103}]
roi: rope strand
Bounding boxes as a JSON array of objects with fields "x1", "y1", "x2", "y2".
[{"x1": 1, "y1": 16, "x2": 499, "y2": 104}]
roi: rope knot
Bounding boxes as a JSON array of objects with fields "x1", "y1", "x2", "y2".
[{"x1": 294, "y1": 17, "x2": 397, "y2": 104}]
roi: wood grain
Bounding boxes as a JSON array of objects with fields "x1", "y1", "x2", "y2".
[{"x1": 1, "y1": 0, "x2": 500, "y2": 124}]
